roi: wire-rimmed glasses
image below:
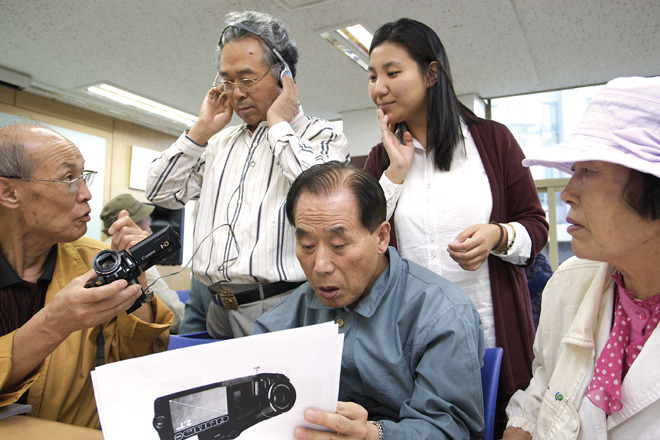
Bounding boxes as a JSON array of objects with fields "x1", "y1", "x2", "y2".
[
  {"x1": 212, "y1": 70, "x2": 270, "y2": 94},
  {"x1": 1, "y1": 170, "x2": 97, "y2": 193}
]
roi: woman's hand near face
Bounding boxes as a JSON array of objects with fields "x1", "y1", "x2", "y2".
[{"x1": 378, "y1": 108, "x2": 414, "y2": 184}]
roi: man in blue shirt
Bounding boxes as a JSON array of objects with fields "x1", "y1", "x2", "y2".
[{"x1": 253, "y1": 162, "x2": 485, "y2": 439}]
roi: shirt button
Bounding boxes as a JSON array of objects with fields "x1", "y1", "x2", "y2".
[
  {"x1": 639, "y1": 312, "x2": 647, "y2": 320},
  {"x1": 335, "y1": 318, "x2": 344, "y2": 328}
]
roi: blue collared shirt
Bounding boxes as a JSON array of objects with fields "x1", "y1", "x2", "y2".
[{"x1": 254, "y1": 248, "x2": 485, "y2": 439}]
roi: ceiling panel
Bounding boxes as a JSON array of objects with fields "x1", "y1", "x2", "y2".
[{"x1": 0, "y1": 0, "x2": 658, "y2": 134}]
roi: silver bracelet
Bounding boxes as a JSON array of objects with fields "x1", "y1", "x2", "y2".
[{"x1": 368, "y1": 420, "x2": 384, "y2": 440}]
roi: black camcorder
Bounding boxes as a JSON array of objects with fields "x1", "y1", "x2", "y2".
[
  {"x1": 86, "y1": 225, "x2": 181, "y2": 313},
  {"x1": 152, "y1": 373, "x2": 296, "y2": 440}
]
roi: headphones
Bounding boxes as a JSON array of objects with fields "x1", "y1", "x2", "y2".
[{"x1": 219, "y1": 22, "x2": 293, "y2": 83}]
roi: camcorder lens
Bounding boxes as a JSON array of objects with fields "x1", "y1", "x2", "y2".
[
  {"x1": 93, "y1": 250, "x2": 121, "y2": 275},
  {"x1": 99, "y1": 256, "x2": 117, "y2": 271},
  {"x1": 269, "y1": 383, "x2": 295, "y2": 411},
  {"x1": 87, "y1": 227, "x2": 180, "y2": 314}
]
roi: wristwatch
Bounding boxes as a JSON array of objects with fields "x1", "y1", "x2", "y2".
[
  {"x1": 126, "y1": 285, "x2": 154, "y2": 314},
  {"x1": 368, "y1": 421, "x2": 384, "y2": 440},
  {"x1": 142, "y1": 286, "x2": 154, "y2": 303}
]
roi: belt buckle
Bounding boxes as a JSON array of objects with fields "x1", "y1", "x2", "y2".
[
  {"x1": 217, "y1": 291, "x2": 239, "y2": 309},
  {"x1": 209, "y1": 282, "x2": 241, "y2": 309}
]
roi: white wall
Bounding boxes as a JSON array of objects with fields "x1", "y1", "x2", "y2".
[
  {"x1": 458, "y1": 93, "x2": 486, "y2": 118},
  {"x1": 340, "y1": 108, "x2": 381, "y2": 157}
]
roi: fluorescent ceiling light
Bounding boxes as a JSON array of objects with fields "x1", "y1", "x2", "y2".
[
  {"x1": 85, "y1": 84, "x2": 197, "y2": 126},
  {"x1": 320, "y1": 24, "x2": 372, "y2": 71}
]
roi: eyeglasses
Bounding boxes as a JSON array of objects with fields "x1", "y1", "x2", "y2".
[
  {"x1": 212, "y1": 69, "x2": 270, "y2": 94},
  {"x1": 1, "y1": 170, "x2": 97, "y2": 193}
]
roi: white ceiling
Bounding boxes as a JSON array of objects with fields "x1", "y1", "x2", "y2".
[{"x1": 1, "y1": 0, "x2": 659, "y2": 135}]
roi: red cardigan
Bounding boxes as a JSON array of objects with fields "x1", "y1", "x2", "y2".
[{"x1": 364, "y1": 117, "x2": 549, "y2": 401}]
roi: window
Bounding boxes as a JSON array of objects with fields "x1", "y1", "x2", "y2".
[
  {"x1": 489, "y1": 84, "x2": 604, "y2": 267},
  {"x1": 491, "y1": 84, "x2": 603, "y2": 179}
]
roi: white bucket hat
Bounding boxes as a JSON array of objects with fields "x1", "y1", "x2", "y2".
[{"x1": 522, "y1": 76, "x2": 660, "y2": 178}]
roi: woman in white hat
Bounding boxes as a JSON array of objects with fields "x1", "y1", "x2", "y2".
[{"x1": 504, "y1": 76, "x2": 660, "y2": 439}]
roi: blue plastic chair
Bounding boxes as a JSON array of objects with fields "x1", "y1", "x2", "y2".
[
  {"x1": 481, "y1": 347, "x2": 503, "y2": 440},
  {"x1": 175, "y1": 289, "x2": 190, "y2": 303},
  {"x1": 168, "y1": 331, "x2": 217, "y2": 350}
]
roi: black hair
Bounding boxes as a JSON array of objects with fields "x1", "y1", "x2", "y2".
[
  {"x1": 369, "y1": 18, "x2": 478, "y2": 171},
  {"x1": 622, "y1": 169, "x2": 660, "y2": 221},
  {"x1": 286, "y1": 161, "x2": 386, "y2": 233}
]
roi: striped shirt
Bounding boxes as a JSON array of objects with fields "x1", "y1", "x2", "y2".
[{"x1": 146, "y1": 110, "x2": 349, "y2": 286}]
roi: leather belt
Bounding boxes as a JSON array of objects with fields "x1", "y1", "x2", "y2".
[{"x1": 208, "y1": 281, "x2": 304, "y2": 309}]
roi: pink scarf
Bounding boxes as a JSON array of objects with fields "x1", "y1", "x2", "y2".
[{"x1": 585, "y1": 272, "x2": 660, "y2": 415}]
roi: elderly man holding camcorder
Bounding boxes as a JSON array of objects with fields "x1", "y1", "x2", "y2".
[{"x1": 0, "y1": 123, "x2": 172, "y2": 428}]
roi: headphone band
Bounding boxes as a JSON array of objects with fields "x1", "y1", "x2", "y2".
[
  {"x1": 219, "y1": 22, "x2": 291, "y2": 73},
  {"x1": 220, "y1": 22, "x2": 276, "y2": 51}
]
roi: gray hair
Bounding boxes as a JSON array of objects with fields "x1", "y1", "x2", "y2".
[
  {"x1": 216, "y1": 10, "x2": 299, "y2": 80},
  {"x1": 0, "y1": 119, "x2": 45, "y2": 178}
]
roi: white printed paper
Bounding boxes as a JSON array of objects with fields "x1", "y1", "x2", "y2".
[{"x1": 92, "y1": 322, "x2": 342, "y2": 440}]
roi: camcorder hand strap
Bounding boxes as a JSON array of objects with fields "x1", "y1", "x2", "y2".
[{"x1": 96, "y1": 324, "x2": 105, "y2": 366}]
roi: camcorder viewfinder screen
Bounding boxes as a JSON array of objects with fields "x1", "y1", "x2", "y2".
[{"x1": 170, "y1": 387, "x2": 228, "y2": 433}]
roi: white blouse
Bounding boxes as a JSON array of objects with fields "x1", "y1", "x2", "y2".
[{"x1": 379, "y1": 127, "x2": 532, "y2": 348}]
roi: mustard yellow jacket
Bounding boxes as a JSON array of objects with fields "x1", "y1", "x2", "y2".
[{"x1": 0, "y1": 236, "x2": 173, "y2": 428}]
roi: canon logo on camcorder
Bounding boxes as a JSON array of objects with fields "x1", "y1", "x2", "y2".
[{"x1": 142, "y1": 250, "x2": 157, "y2": 260}]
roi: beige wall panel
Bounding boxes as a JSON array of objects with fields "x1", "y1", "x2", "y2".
[
  {"x1": 15, "y1": 91, "x2": 114, "y2": 131},
  {"x1": 155, "y1": 265, "x2": 191, "y2": 290},
  {"x1": 0, "y1": 87, "x2": 14, "y2": 105},
  {"x1": 109, "y1": 119, "x2": 175, "y2": 201}
]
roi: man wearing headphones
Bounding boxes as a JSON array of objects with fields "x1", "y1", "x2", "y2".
[{"x1": 146, "y1": 11, "x2": 349, "y2": 339}]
